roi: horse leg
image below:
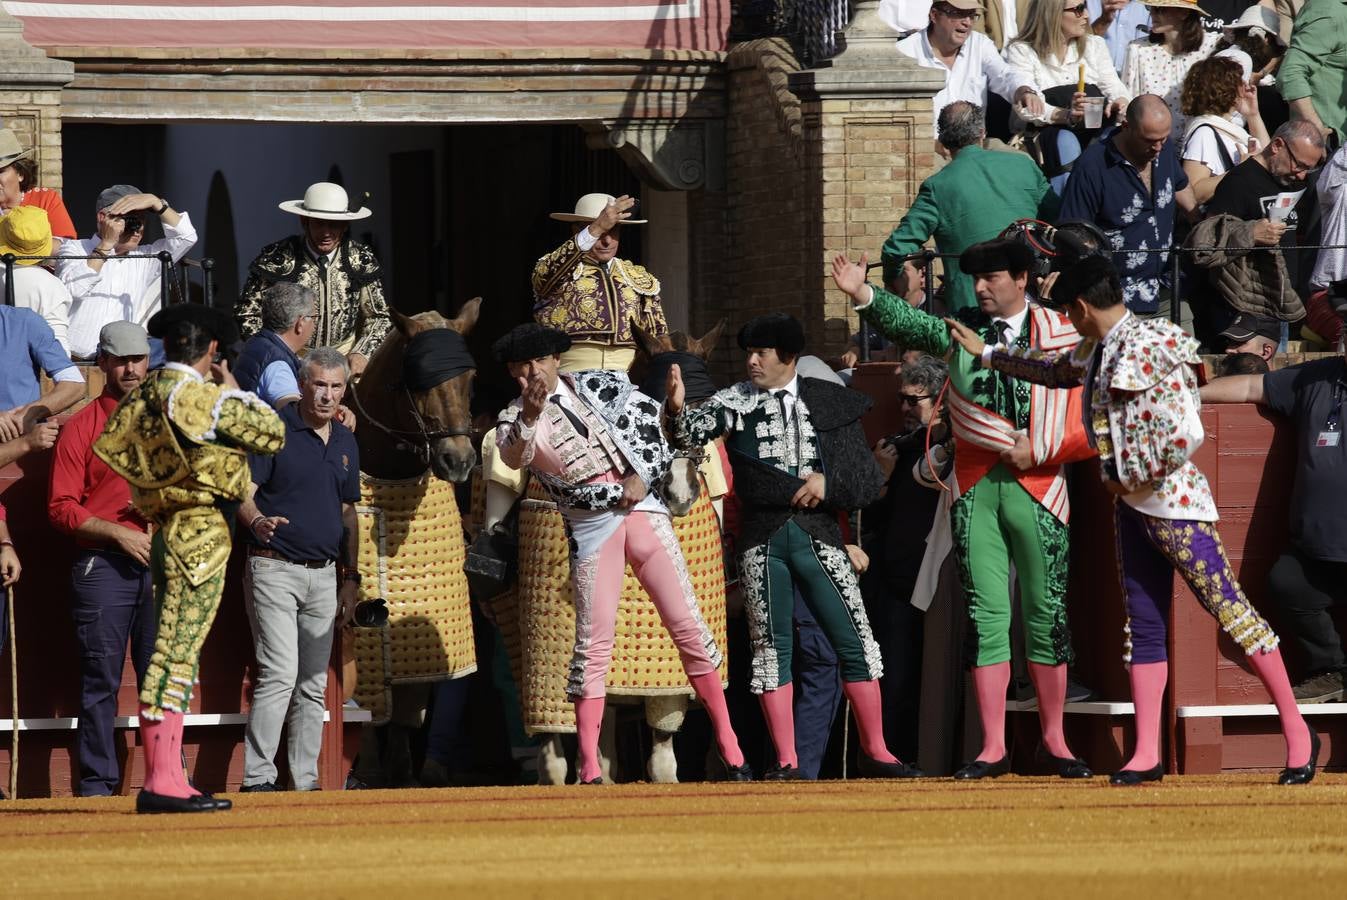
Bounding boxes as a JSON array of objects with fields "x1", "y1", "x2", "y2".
[
  {"x1": 537, "y1": 735, "x2": 570, "y2": 786},
  {"x1": 644, "y1": 695, "x2": 686, "y2": 784}
]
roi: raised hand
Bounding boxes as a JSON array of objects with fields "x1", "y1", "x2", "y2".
[
  {"x1": 520, "y1": 371, "x2": 549, "y2": 425},
  {"x1": 830, "y1": 251, "x2": 869, "y2": 300},
  {"x1": 943, "y1": 317, "x2": 987, "y2": 356},
  {"x1": 590, "y1": 194, "x2": 637, "y2": 236},
  {"x1": 665, "y1": 363, "x2": 686, "y2": 414}
]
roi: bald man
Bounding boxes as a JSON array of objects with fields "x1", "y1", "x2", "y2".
[{"x1": 1060, "y1": 94, "x2": 1199, "y2": 317}]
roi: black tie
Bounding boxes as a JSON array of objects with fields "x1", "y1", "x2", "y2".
[
  {"x1": 995, "y1": 320, "x2": 1016, "y2": 412},
  {"x1": 315, "y1": 254, "x2": 329, "y2": 280},
  {"x1": 550, "y1": 395, "x2": 589, "y2": 438}
]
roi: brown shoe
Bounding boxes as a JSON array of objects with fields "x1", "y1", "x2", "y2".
[{"x1": 1292, "y1": 670, "x2": 1346, "y2": 704}]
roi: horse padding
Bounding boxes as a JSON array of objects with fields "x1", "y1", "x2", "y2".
[
  {"x1": 512, "y1": 479, "x2": 729, "y2": 734},
  {"x1": 353, "y1": 473, "x2": 476, "y2": 724}
]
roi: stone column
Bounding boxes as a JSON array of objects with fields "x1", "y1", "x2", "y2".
[
  {"x1": 788, "y1": 0, "x2": 943, "y2": 351},
  {"x1": 0, "y1": 10, "x2": 73, "y2": 190}
]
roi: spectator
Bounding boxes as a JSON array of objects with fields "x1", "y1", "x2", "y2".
[
  {"x1": 1278, "y1": 0, "x2": 1347, "y2": 143},
  {"x1": 880, "y1": 102, "x2": 1058, "y2": 314},
  {"x1": 1300, "y1": 281, "x2": 1347, "y2": 349},
  {"x1": 236, "y1": 183, "x2": 390, "y2": 378},
  {"x1": 1122, "y1": 0, "x2": 1222, "y2": 140},
  {"x1": 0, "y1": 126, "x2": 75, "y2": 240},
  {"x1": 236, "y1": 347, "x2": 361, "y2": 792},
  {"x1": 1180, "y1": 55, "x2": 1270, "y2": 205},
  {"x1": 895, "y1": 1, "x2": 1044, "y2": 131},
  {"x1": 0, "y1": 206, "x2": 74, "y2": 351},
  {"x1": 1059, "y1": 94, "x2": 1199, "y2": 315},
  {"x1": 882, "y1": 0, "x2": 1031, "y2": 49},
  {"x1": 1217, "y1": 312, "x2": 1281, "y2": 359},
  {"x1": 1216, "y1": 5, "x2": 1290, "y2": 133},
  {"x1": 46, "y1": 321, "x2": 154, "y2": 797},
  {"x1": 863, "y1": 355, "x2": 951, "y2": 763},
  {"x1": 1088, "y1": 0, "x2": 1152, "y2": 73},
  {"x1": 0, "y1": 298, "x2": 84, "y2": 469},
  {"x1": 57, "y1": 184, "x2": 196, "y2": 360},
  {"x1": 1215, "y1": 350, "x2": 1272, "y2": 375},
  {"x1": 234, "y1": 283, "x2": 317, "y2": 408},
  {"x1": 1309, "y1": 142, "x2": 1347, "y2": 293},
  {"x1": 533, "y1": 193, "x2": 666, "y2": 373},
  {"x1": 1005, "y1": 0, "x2": 1131, "y2": 193},
  {"x1": 1201, "y1": 331, "x2": 1347, "y2": 703},
  {"x1": 1189, "y1": 120, "x2": 1326, "y2": 344}
]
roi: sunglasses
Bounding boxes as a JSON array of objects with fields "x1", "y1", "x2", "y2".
[
  {"x1": 1063, "y1": 3, "x2": 1090, "y2": 15},
  {"x1": 933, "y1": 3, "x2": 981, "y2": 19},
  {"x1": 899, "y1": 394, "x2": 933, "y2": 405}
]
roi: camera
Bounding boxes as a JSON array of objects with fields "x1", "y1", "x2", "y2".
[
  {"x1": 352, "y1": 598, "x2": 390, "y2": 628},
  {"x1": 119, "y1": 215, "x2": 145, "y2": 235}
]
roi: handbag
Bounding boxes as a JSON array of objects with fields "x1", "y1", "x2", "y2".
[{"x1": 463, "y1": 502, "x2": 520, "y2": 602}]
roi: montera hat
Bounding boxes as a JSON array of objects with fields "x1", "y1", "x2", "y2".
[
  {"x1": 279, "y1": 182, "x2": 371, "y2": 221},
  {"x1": 737, "y1": 313, "x2": 806, "y2": 356},
  {"x1": 147, "y1": 303, "x2": 240, "y2": 347},
  {"x1": 98, "y1": 321, "x2": 151, "y2": 358},
  {"x1": 549, "y1": 193, "x2": 648, "y2": 225},
  {"x1": 0, "y1": 206, "x2": 53, "y2": 263},
  {"x1": 959, "y1": 238, "x2": 1036, "y2": 276},
  {"x1": 492, "y1": 322, "x2": 572, "y2": 364},
  {"x1": 0, "y1": 127, "x2": 32, "y2": 169}
]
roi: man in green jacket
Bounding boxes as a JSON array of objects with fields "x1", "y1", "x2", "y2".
[
  {"x1": 881, "y1": 101, "x2": 1058, "y2": 314},
  {"x1": 1279, "y1": 0, "x2": 1347, "y2": 143}
]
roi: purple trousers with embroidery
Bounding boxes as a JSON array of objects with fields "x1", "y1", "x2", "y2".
[{"x1": 1113, "y1": 501, "x2": 1278, "y2": 664}]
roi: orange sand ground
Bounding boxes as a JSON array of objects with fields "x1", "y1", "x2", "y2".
[{"x1": 2, "y1": 776, "x2": 1345, "y2": 898}]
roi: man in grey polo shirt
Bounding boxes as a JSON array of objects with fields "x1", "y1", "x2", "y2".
[{"x1": 236, "y1": 346, "x2": 361, "y2": 791}]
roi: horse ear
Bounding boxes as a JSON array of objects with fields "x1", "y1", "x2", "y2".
[
  {"x1": 450, "y1": 297, "x2": 483, "y2": 335},
  {"x1": 390, "y1": 307, "x2": 418, "y2": 336},
  {"x1": 630, "y1": 317, "x2": 664, "y2": 358},
  {"x1": 694, "y1": 318, "x2": 728, "y2": 359}
]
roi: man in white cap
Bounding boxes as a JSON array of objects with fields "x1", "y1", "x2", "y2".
[
  {"x1": 237, "y1": 182, "x2": 391, "y2": 377},
  {"x1": 533, "y1": 192, "x2": 667, "y2": 373},
  {"x1": 57, "y1": 183, "x2": 197, "y2": 360}
]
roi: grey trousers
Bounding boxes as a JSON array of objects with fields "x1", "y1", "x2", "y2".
[{"x1": 242, "y1": 555, "x2": 338, "y2": 790}]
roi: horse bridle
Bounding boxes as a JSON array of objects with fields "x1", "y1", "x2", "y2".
[{"x1": 348, "y1": 378, "x2": 475, "y2": 464}]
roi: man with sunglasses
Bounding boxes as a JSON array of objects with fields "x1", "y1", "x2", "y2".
[
  {"x1": 897, "y1": 0, "x2": 1044, "y2": 130},
  {"x1": 58, "y1": 183, "x2": 196, "y2": 360},
  {"x1": 1190, "y1": 120, "x2": 1326, "y2": 346}
]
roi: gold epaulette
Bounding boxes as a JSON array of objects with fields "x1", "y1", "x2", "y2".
[
  {"x1": 613, "y1": 259, "x2": 661, "y2": 296},
  {"x1": 94, "y1": 390, "x2": 190, "y2": 490}
]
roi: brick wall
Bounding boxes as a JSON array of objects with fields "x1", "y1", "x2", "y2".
[{"x1": 0, "y1": 90, "x2": 65, "y2": 190}]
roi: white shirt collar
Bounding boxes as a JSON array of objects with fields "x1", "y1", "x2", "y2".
[
  {"x1": 165, "y1": 361, "x2": 204, "y2": 382},
  {"x1": 993, "y1": 303, "x2": 1030, "y2": 341},
  {"x1": 306, "y1": 242, "x2": 340, "y2": 265},
  {"x1": 766, "y1": 374, "x2": 800, "y2": 400},
  {"x1": 1100, "y1": 310, "x2": 1132, "y2": 346}
]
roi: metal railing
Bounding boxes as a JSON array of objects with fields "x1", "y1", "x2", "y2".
[{"x1": 2, "y1": 250, "x2": 215, "y2": 309}]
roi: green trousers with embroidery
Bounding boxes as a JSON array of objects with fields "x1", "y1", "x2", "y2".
[
  {"x1": 140, "y1": 528, "x2": 228, "y2": 717},
  {"x1": 950, "y1": 464, "x2": 1073, "y2": 667}
]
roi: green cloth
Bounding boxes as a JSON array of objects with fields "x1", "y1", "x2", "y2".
[
  {"x1": 1279, "y1": 0, "x2": 1347, "y2": 140},
  {"x1": 857, "y1": 283, "x2": 1030, "y2": 428},
  {"x1": 879, "y1": 145, "x2": 1058, "y2": 313},
  {"x1": 950, "y1": 469, "x2": 1073, "y2": 667}
]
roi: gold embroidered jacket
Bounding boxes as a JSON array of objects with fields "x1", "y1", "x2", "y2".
[
  {"x1": 94, "y1": 365, "x2": 286, "y2": 585},
  {"x1": 237, "y1": 235, "x2": 392, "y2": 358},
  {"x1": 531, "y1": 236, "x2": 667, "y2": 346}
]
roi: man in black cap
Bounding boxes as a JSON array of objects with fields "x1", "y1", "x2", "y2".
[
  {"x1": 492, "y1": 322, "x2": 747, "y2": 785},
  {"x1": 1218, "y1": 313, "x2": 1281, "y2": 364},
  {"x1": 95, "y1": 303, "x2": 285, "y2": 813},
  {"x1": 832, "y1": 239, "x2": 1094, "y2": 781},
  {"x1": 667, "y1": 313, "x2": 921, "y2": 781}
]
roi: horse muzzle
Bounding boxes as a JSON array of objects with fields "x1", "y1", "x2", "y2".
[{"x1": 428, "y1": 436, "x2": 477, "y2": 483}]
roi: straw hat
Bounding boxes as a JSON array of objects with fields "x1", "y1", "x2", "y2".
[
  {"x1": 0, "y1": 207, "x2": 52, "y2": 264},
  {"x1": 1144, "y1": 0, "x2": 1209, "y2": 15},
  {"x1": 278, "y1": 182, "x2": 371, "y2": 221},
  {"x1": 549, "y1": 193, "x2": 647, "y2": 225},
  {"x1": 0, "y1": 128, "x2": 33, "y2": 169}
]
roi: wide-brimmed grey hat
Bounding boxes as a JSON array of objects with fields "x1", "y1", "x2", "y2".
[
  {"x1": 98, "y1": 321, "x2": 151, "y2": 357},
  {"x1": 0, "y1": 128, "x2": 33, "y2": 169},
  {"x1": 279, "y1": 182, "x2": 371, "y2": 221},
  {"x1": 549, "y1": 193, "x2": 647, "y2": 225}
]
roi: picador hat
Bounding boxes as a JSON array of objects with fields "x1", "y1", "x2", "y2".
[
  {"x1": 147, "y1": 303, "x2": 240, "y2": 346},
  {"x1": 959, "y1": 238, "x2": 1036, "y2": 276},
  {"x1": 737, "y1": 313, "x2": 806, "y2": 356},
  {"x1": 492, "y1": 322, "x2": 572, "y2": 364}
]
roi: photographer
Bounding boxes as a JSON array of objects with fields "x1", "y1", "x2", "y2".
[
  {"x1": 57, "y1": 183, "x2": 197, "y2": 360},
  {"x1": 235, "y1": 346, "x2": 361, "y2": 792},
  {"x1": 862, "y1": 355, "x2": 951, "y2": 762}
]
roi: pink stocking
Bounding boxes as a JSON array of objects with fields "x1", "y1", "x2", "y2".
[
  {"x1": 1121, "y1": 661, "x2": 1167, "y2": 772},
  {"x1": 1027, "y1": 662, "x2": 1073, "y2": 759},
  {"x1": 1247, "y1": 648, "x2": 1312, "y2": 768},
  {"x1": 573, "y1": 696, "x2": 606, "y2": 783},
  {"x1": 971, "y1": 662, "x2": 1010, "y2": 762},
  {"x1": 758, "y1": 684, "x2": 798, "y2": 768},
  {"x1": 140, "y1": 710, "x2": 192, "y2": 799},
  {"x1": 842, "y1": 680, "x2": 899, "y2": 763},
  {"x1": 689, "y1": 672, "x2": 744, "y2": 768},
  {"x1": 163, "y1": 710, "x2": 202, "y2": 796}
]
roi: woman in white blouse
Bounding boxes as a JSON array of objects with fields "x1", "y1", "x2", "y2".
[
  {"x1": 1122, "y1": 0, "x2": 1220, "y2": 140},
  {"x1": 1180, "y1": 54, "x2": 1269, "y2": 204},
  {"x1": 1005, "y1": 0, "x2": 1131, "y2": 193}
]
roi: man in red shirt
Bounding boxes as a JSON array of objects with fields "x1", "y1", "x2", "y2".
[{"x1": 47, "y1": 320, "x2": 153, "y2": 797}]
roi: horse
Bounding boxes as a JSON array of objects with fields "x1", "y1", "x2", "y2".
[{"x1": 346, "y1": 298, "x2": 481, "y2": 786}]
